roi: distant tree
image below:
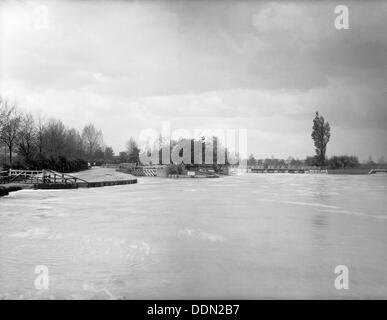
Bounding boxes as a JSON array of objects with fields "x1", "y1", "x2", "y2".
[
  {"x1": 17, "y1": 113, "x2": 37, "y2": 164},
  {"x1": 0, "y1": 99, "x2": 21, "y2": 164},
  {"x1": 126, "y1": 137, "x2": 140, "y2": 164},
  {"x1": 82, "y1": 123, "x2": 103, "y2": 159},
  {"x1": 104, "y1": 147, "x2": 114, "y2": 162},
  {"x1": 328, "y1": 155, "x2": 360, "y2": 169},
  {"x1": 118, "y1": 151, "x2": 128, "y2": 163},
  {"x1": 247, "y1": 154, "x2": 257, "y2": 167},
  {"x1": 285, "y1": 156, "x2": 294, "y2": 166},
  {"x1": 64, "y1": 128, "x2": 84, "y2": 159},
  {"x1": 93, "y1": 148, "x2": 105, "y2": 163},
  {"x1": 43, "y1": 119, "x2": 67, "y2": 156},
  {"x1": 304, "y1": 156, "x2": 318, "y2": 167},
  {"x1": 263, "y1": 158, "x2": 271, "y2": 168},
  {"x1": 36, "y1": 116, "x2": 46, "y2": 154},
  {"x1": 290, "y1": 158, "x2": 303, "y2": 168},
  {"x1": 366, "y1": 156, "x2": 376, "y2": 167},
  {"x1": 0, "y1": 97, "x2": 6, "y2": 130},
  {"x1": 196, "y1": 136, "x2": 227, "y2": 166},
  {"x1": 311, "y1": 112, "x2": 331, "y2": 166}
]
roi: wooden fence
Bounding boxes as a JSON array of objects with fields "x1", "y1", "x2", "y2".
[{"x1": 1, "y1": 169, "x2": 88, "y2": 185}]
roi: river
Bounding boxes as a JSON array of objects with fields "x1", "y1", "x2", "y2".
[{"x1": 0, "y1": 173, "x2": 386, "y2": 299}]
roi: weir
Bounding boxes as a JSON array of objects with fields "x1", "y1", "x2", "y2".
[
  {"x1": 368, "y1": 169, "x2": 387, "y2": 174},
  {"x1": 250, "y1": 167, "x2": 328, "y2": 174}
]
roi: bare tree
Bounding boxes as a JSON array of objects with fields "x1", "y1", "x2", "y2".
[
  {"x1": 0, "y1": 97, "x2": 6, "y2": 130},
  {"x1": 126, "y1": 137, "x2": 140, "y2": 163},
  {"x1": 18, "y1": 113, "x2": 37, "y2": 164},
  {"x1": 0, "y1": 99, "x2": 21, "y2": 164},
  {"x1": 36, "y1": 116, "x2": 46, "y2": 154},
  {"x1": 44, "y1": 119, "x2": 67, "y2": 156},
  {"x1": 81, "y1": 123, "x2": 103, "y2": 159},
  {"x1": 104, "y1": 146, "x2": 115, "y2": 162},
  {"x1": 247, "y1": 154, "x2": 257, "y2": 167},
  {"x1": 0, "y1": 97, "x2": 7, "y2": 166},
  {"x1": 65, "y1": 128, "x2": 85, "y2": 158}
]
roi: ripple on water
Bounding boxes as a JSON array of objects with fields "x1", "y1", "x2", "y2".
[
  {"x1": 316, "y1": 208, "x2": 387, "y2": 220},
  {"x1": 10, "y1": 227, "x2": 50, "y2": 238},
  {"x1": 178, "y1": 229, "x2": 224, "y2": 242}
]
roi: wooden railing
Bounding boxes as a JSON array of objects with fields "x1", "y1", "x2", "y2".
[
  {"x1": 1, "y1": 169, "x2": 88, "y2": 185},
  {"x1": 8, "y1": 169, "x2": 44, "y2": 184},
  {"x1": 0, "y1": 170, "x2": 9, "y2": 184},
  {"x1": 42, "y1": 170, "x2": 88, "y2": 184}
]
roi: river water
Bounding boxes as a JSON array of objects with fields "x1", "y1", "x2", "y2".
[{"x1": 0, "y1": 173, "x2": 386, "y2": 299}]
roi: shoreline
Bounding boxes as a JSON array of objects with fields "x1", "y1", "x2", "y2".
[
  {"x1": 0, "y1": 168, "x2": 138, "y2": 197},
  {"x1": 0, "y1": 185, "x2": 26, "y2": 197},
  {"x1": 1, "y1": 167, "x2": 385, "y2": 198},
  {"x1": 0, "y1": 179, "x2": 138, "y2": 198}
]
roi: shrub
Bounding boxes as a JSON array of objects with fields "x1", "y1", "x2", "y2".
[
  {"x1": 165, "y1": 164, "x2": 184, "y2": 175},
  {"x1": 328, "y1": 155, "x2": 360, "y2": 169},
  {"x1": 10, "y1": 155, "x2": 88, "y2": 173}
]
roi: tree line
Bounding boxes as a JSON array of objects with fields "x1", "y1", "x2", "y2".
[
  {"x1": 0, "y1": 97, "x2": 114, "y2": 172},
  {"x1": 121, "y1": 111, "x2": 387, "y2": 171},
  {"x1": 3, "y1": 100, "x2": 384, "y2": 172},
  {"x1": 117, "y1": 135, "x2": 240, "y2": 172},
  {"x1": 246, "y1": 112, "x2": 386, "y2": 169},
  {"x1": 246, "y1": 154, "x2": 386, "y2": 169}
]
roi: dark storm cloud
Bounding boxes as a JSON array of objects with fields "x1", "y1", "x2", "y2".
[{"x1": 0, "y1": 0, "x2": 386, "y2": 159}]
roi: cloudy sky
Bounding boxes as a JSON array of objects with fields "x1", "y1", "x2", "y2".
[{"x1": 1, "y1": 0, "x2": 386, "y2": 160}]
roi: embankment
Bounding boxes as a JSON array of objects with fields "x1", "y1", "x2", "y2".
[
  {"x1": 33, "y1": 179, "x2": 137, "y2": 189},
  {"x1": 0, "y1": 168, "x2": 138, "y2": 197},
  {"x1": 0, "y1": 185, "x2": 23, "y2": 197},
  {"x1": 327, "y1": 168, "x2": 371, "y2": 175}
]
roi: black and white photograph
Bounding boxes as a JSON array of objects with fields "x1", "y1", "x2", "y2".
[{"x1": 0, "y1": 0, "x2": 386, "y2": 304}]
